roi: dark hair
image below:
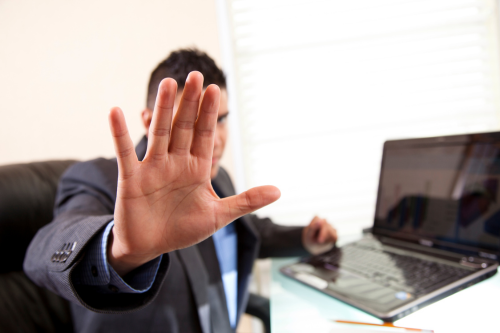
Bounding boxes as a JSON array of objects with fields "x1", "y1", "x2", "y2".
[{"x1": 146, "y1": 48, "x2": 226, "y2": 110}]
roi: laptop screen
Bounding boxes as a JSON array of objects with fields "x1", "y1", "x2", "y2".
[{"x1": 373, "y1": 132, "x2": 500, "y2": 258}]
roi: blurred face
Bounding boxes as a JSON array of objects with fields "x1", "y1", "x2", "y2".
[{"x1": 142, "y1": 88, "x2": 229, "y2": 180}]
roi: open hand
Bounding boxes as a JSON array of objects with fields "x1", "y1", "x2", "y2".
[
  {"x1": 108, "y1": 72, "x2": 280, "y2": 276},
  {"x1": 302, "y1": 216, "x2": 337, "y2": 255}
]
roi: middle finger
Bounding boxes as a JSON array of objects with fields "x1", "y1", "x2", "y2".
[{"x1": 169, "y1": 71, "x2": 203, "y2": 155}]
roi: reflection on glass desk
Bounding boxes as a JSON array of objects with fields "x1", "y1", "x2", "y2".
[{"x1": 271, "y1": 235, "x2": 500, "y2": 333}]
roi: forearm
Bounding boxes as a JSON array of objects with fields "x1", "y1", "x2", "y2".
[
  {"x1": 73, "y1": 221, "x2": 163, "y2": 293},
  {"x1": 23, "y1": 213, "x2": 170, "y2": 313},
  {"x1": 23, "y1": 212, "x2": 114, "y2": 302},
  {"x1": 251, "y1": 216, "x2": 309, "y2": 258}
]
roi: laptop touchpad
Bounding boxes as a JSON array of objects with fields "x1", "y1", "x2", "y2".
[{"x1": 287, "y1": 263, "x2": 413, "y2": 311}]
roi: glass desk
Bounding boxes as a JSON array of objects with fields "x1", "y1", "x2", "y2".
[{"x1": 270, "y1": 235, "x2": 500, "y2": 333}]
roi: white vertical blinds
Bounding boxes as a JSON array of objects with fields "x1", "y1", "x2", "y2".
[{"x1": 220, "y1": 0, "x2": 500, "y2": 234}]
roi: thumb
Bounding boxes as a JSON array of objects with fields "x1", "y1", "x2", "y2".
[{"x1": 216, "y1": 185, "x2": 281, "y2": 226}]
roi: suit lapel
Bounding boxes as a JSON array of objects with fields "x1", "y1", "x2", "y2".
[
  {"x1": 211, "y1": 173, "x2": 260, "y2": 324},
  {"x1": 196, "y1": 238, "x2": 232, "y2": 332},
  {"x1": 234, "y1": 214, "x2": 259, "y2": 323},
  {"x1": 177, "y1": 248, "x2": 211, "y2": 333}
]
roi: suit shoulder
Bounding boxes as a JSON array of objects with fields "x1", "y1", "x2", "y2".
[
  {"x1": 58, "y1": 157, "x2": 118, "y2": 199},
  {"x1": 62, "y1": 158, "x2": 117, "y2": 184},
  {"x1": 54, "y1": 157, "x2": 118, "y2": 215}
]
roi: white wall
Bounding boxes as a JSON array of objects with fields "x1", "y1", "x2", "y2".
[{"x1": 0, "y1": 0, "x2": 235, "y2": 178}]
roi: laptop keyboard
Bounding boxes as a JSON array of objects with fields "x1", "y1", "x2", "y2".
[{"x1": 312, "y1": 242, "x2": 472, "y2": 296}]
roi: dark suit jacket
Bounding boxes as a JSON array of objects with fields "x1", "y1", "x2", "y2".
[{"x1": 24, "y1": 137, "x2": 308, "y2": 333}]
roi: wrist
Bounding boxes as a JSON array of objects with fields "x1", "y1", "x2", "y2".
[{"x1": 107, "y1": 229, "x2": 160, "y2": 277}]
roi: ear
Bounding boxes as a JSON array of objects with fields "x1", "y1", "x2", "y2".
[{"x1": 141, "y1": 109, "x2": 153, "y2": 136}]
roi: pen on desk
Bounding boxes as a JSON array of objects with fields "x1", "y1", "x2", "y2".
[{"x1": 334, "y1": 320, "x2": 434, "y2": 333}]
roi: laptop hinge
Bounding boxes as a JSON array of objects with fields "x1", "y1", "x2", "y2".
[{"x1": 375, "y1": 235, "x2": 497, "y2": 267}]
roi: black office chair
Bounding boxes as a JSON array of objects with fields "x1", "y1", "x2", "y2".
[
  {"x1": 0, "y1": 160, "x2": 76, "y2": 332},
  {"x1": 0, "y1": 159, "x2": 270, "y2": 333},
  {"x1": 245, "y1": 293, "x2": 270, "y2": 333}
]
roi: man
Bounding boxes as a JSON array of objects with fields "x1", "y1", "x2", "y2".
[{"x1": 24, "y1": 49, "x2": 337, "y2": 332}]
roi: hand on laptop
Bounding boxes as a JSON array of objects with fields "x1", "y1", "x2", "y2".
[
  {"x1": 107, "y1": 72, "x2": 281, "y2": 276},
  {"x1": 302, "y1": 216, "x2": 337, "y2": 255}
]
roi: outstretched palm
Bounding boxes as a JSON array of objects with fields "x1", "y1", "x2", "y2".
[{"x1": 108, "y1": 72, "x2": 280, "y2": 276}]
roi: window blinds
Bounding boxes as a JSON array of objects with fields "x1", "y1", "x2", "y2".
[{"x1": 218, "y1": 0, "x2": 500, "y2": 235}]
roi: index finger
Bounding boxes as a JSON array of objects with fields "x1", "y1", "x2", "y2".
[{"x1": 109, "y1": 107, "x2": 138, "y2": 180}]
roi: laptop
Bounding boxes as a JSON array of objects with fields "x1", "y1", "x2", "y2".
[{"x1": 281, "y1": 131, "x2": 500, "y2": 321}]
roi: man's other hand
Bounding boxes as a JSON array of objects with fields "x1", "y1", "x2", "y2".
[
  {"x1": 302, "y1": 216, "x2": 337, "y2": 255},
  {"x1": 107, "y1": 72, "x2": 280, "y2": 276}
]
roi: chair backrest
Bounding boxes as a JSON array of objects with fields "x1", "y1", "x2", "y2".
[{"x1": 0, "y1": 160, "x2": 77, "y2": 333}]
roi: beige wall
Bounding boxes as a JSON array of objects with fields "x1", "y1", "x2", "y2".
[{"x1": 0, "y1": 0, "x2": 235, "y2": 177}]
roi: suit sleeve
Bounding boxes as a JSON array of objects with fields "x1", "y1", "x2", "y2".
[
  {"x1": 73, "y1": 220, "x2": 163, "y2": 294},
  {"x1": 23, "y1": 159, "x2": 170, "y2": 313},
  {"x1": 248, "y1": 214, "x2": 309, "y2": 258}
]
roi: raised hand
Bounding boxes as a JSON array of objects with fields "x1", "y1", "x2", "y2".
[{"x1": 108, "y1": 72, "x2": 280, "y2": 276}]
